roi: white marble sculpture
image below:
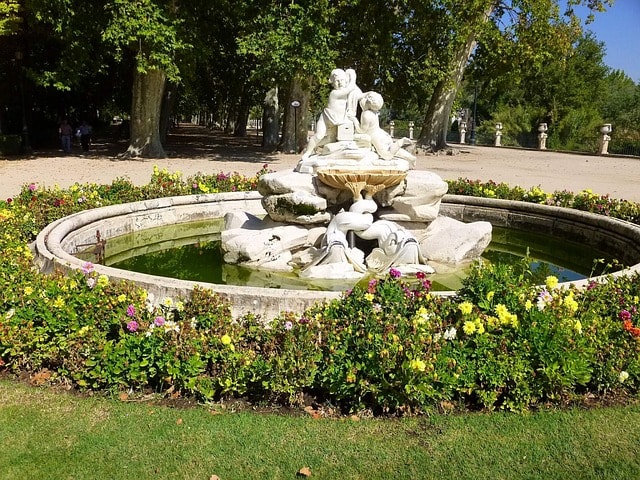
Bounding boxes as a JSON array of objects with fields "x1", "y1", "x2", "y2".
[
  {"x1": 220, "y1": 67, "x2": 492, "y2": 284},
  {"x1": 297, "y1": 70, "x2": 415, "y2": 174}
]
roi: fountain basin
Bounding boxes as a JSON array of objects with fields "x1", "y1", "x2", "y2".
[
  {"x1": 316, "y1": 168, "x2": 407, "y2": 201},
  {"x1": 33, "y1": 192, "x2": 640, "y2": 320}
]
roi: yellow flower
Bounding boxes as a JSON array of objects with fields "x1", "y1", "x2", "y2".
[
  {"x1": 414, "y1": 307, "x2": 431, "y2": 325},
  {"x1": 495, "y1": 303, "x2": 509, "y2": 322},
  {"x1": 524, "y1": 300, "x2": 533, "y2": 311},
  {"x1": 364, "y1": 293, "x2": 374, "y2": 302},
  {"x1": 97, "y1": 274, "x2": 109, "y2": 287},
  {"x1": 458, "y1": 301, "x2": 473, "y2": 315},
  {"x1": 117, "y1": 294, "x2": 127, "y2": 303},
  {"x1": 474, "y1": 318, "x2": 485, "y2": 334},
  {"x1": 410, "y1": 359, "x2": 426, "y2": 372},
  {"x1": 574, "y1": 320, "x2": 582, "y2": 334},
  {"x1": 486, "y1": 291, "x2": 495, "y2": 302},
  {"x1": 24, "y1": 286, "x2": 33, "y2": 296},
  {"x1": 463, "y1": 321, "x2": 477, "y2": 335},
  {"x1": 221, "y1": 334, "x2": 232, "y2": 346},
  {"x1": 545, "y1": 275, "x2": 559, "y2": 290},
  {"x1": 53, "y1": 296, "x2": 65, "y2": 308},
  {"x1": 564, "y1": 295, "x2": 579, "y2": 313}
]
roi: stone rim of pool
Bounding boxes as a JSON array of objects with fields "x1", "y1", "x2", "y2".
[{"x1": 33, "y1": 191, "x2": 640, "y2": 320}]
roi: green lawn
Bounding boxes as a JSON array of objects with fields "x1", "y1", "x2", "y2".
[{"x1": 1, "y1": 379, "x2": 639, "y2": 480}]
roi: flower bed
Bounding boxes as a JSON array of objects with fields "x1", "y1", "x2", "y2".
[{"x1": 1, "y1": 169, "x2": 639, "y2": 414}]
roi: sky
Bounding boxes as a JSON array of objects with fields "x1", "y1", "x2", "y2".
[{"x1": 573, "y1": 0, "x2": 640, "y2": 82}]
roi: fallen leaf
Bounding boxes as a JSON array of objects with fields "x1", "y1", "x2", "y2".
[
  {"x1": 119, "y1": 392, "x2": 129, "y2": 402},
  {"x1": 209, "y1": 475, "x2": 221, "y2": 480},
  {"x1": 176, "y1": 418, "x2": 183, "y2": 425},
  {"x1": 297, "y1": 466, "x2": 312, "y2": 477},
  {"x1": 304, "y1": 406, "x2": 321, "y2": 419},
  {"x1": 31, "y1": 369, "x2": 51, "y2": 386},
  {"x1": 350, "y1": 415, "x2": 360, "y2": 421}
]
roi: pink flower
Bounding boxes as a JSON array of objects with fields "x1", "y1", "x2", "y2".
[
  {"x1": 126, "y1": 304, "x2": 136, "y2": 317},
  {"x1": 154, "y1": 316, "x2": 165, "y2": 326},
  {"x1": 284, "y1": 321, "x2": 293, "y2": 330},
  {"x1": 389, "y1": 268, "x2": 401, "y2": 279},
  {"x1": 126, "y1": 320, "x2": 138, "y2": 332},
  {"x1": 81, "y1": 262, "x2": 95, "y2": 274},
  {"x1": 619, "y1": 310, "x2": 632, "y2": 321},
  {"x1": 28, "y1": 183, "x2": 37, "y2": 192}
]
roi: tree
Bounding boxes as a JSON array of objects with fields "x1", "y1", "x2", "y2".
[
  {"x1": 413, "y1": 0, "x2": 614, "y2": 151},
  {"x1": 237, "y1": 0, "x2": 339, "y2": 153},
  {"x1": 0, "y1": 0, "x2": 20, "y2": 36},
  {"x1": 103, "y1": 0, "x2": 188, "y2": 158}
]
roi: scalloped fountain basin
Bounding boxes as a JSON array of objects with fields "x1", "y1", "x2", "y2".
[
  {"x1": 316, "y1": 168, "x2": 407, "y2": 201},
  {"x1": 33, "y1": 192, "x2": 640, "y2": 320}
]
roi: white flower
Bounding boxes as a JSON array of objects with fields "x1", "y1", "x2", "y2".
[
  {"x1": 5, "y1": 308, "x2": 15, "y2": 320},
  {"x1": 444, "y1": 327, "x2": 457, "y2": 341},
  {"x1": 164, "y1": 320, "x2": 180, "y2": 333},
  {"x1": 433, "y1": 332, "x2": 442, "y2": 342},
  {"x1": 162, "y1": 297, "x2": 174, "y2": 308},
  {"x1": 619, "y1": 371, "x2": 630, "y2": 383}
]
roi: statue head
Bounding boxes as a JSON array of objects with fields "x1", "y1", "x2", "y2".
[
  {"x1": 328, "y1": 69, "x2": 347, "y2": 89},
  {"x1": 360, "y1": 91, "x2": 384, "y2": 112}
]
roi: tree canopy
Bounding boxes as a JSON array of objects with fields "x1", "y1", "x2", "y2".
[{"x1": 1, "y1": 0, "x2": 637, "y2": 157}]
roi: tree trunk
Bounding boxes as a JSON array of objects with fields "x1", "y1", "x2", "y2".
[
  {"x1": 278, "y1": 76, "x2": 311, "y2": 154},
  {"x1": 234, "y1": 100, "x2": 249, "y2": 137},
  {"x1": 123, "y1": 67, "x2": 167, "y2": 158},
  {"x1": 159, "y1": 82, "x2": 177, "y2": 144},
  {"x1": 262, "y1": 87, "x2": 279, "y2": 149},
  {"x1": 418, "y1": 5, "x2": 494, "y2": 151}
]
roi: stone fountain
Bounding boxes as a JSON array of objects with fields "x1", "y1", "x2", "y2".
[{"x1": 221, "y1": 68, "x2": 493, "y2": 283}]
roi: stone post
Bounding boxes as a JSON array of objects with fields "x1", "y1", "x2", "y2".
[
  {"x1": 495, "y1": 123, "x2": 503, "y2": 147},
  {"x1": 599, "y1": 124, "x2": 612, "y2": 155},
  {"x1": 389, "y1": 121, "x2": 395, "y2": 138},
  {"x1": 537, "y1": 123, "x2": 548, "y2": 150},
  {"x1": 409, "y1": 121, "x2": 414, "y2": 140},
  {"x1": 459, "y1": 121, "x2": 467, "y2": 144}
]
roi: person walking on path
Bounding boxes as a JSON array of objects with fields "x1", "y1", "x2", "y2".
[
  {"x1": 59, "y1": 119, "x2": 73, "y2": 153},
  {"x1": 78, "y1": 120, "x2": 92, "y2": 152}
]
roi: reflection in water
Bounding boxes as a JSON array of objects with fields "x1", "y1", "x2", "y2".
[{"x1": 106, "y1": 226, "x2": 617, "y2": 292}]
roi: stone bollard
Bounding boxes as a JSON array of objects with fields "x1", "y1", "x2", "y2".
[
  {"x1": 389, "y1": 121, "x2": 395, "y2": 138},
  {"x1": 459, "y1": 121, "x2": 467, "y2": 144},
  {"x1": 537, "y1": 123, "x2": 548, "y2": 150},
  {"x1": 599, "y1": 124, "x2": 612, "y2": 155},
  {"x1": 495, "y1": 123, "x2": 503, "y2": 147},
  {"x1": 409, "y1": 121, "x2": 414, "y2": 140}
]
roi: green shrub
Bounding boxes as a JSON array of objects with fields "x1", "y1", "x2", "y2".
[{"x1": 1, "y1": 169, "x2": 639, "y2": 415}]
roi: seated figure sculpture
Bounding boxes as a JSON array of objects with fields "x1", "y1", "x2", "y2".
[
  {"x1": 353, "y1": 91, "x2": 416, "y2": 168},
  {"x1": 297, "y1": 69, "x2": 415, "y2": 174}
]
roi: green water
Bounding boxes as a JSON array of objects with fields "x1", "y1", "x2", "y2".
[{"x1": 95, "y1": 219, "x2": 617, "y2": 292}]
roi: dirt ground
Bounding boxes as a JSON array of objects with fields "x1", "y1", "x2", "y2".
[{"x1": 2, "y1": 124, "x2": 639, "y2": 202}]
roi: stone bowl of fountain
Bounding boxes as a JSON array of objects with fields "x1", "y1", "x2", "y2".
[{"x1": 316, "y1": 168, "x2": 407, "y2": 201}]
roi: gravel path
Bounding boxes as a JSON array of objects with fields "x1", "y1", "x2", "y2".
[{"x1": 2, "y1": 125, "x2": 639, "y2": 202}]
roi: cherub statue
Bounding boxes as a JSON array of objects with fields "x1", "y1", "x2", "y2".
[{"x1": 301, "y1": 68, "x2": 362, "y2": 160}]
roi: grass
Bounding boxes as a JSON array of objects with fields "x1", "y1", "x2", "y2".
[{"x1": 1, "y1": 379, "x2": 639, "y2": 479}]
